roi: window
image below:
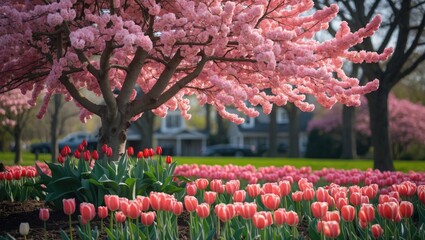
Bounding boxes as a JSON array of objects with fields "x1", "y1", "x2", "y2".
[
  {"x1": 277, "y1": 108, "x2": 289, "y2": 124},
  {"x1": 162, "y1": 111, "x2": 185, "y2": 132},
  {"x1": 241, "y1": 116, "x2": 255, "y2": 128}
]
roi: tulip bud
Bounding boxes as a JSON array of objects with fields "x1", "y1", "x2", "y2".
[
  {"x1": 63, "y1": 198, "x2": 76, "y2": 215},
  {"x1": 156, "y1": 146, "x2": 162, "y2": 155},
  {"x1": 19, "y1": 222, "x2": 30, "y2": 236},
  {"x1": 127, "y1": 147, "x2": 134, "y2": 156},
  {"x1": 166, "y1": 155, "x2": 172, "y2": 164}
]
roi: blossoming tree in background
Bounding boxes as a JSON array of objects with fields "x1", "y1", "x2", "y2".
[
  {"x1": 0, "y1": 0, "x2": 392, "y2": 160},
  {"x1": 308, "y1": 95, "x2": 425, "y2": 159},
  {"x1": 0, "y1": 89, "x2": 33, "y2": 164}
]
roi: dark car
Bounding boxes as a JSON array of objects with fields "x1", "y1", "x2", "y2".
[
  {"x1": 30, "y1": 132, "x2": 97, "y2": 154},
  {"x1": 202, "y1": 144, "x2": 256, "y2": 157}
]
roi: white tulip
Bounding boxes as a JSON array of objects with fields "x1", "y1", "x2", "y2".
[{"x1": 19, "y1": 222, "x2": 29, "y2": 236}]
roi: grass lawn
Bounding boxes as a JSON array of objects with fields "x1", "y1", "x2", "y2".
[{"x1": 1, "y1": 151, "x2": 424, "y2": 172}]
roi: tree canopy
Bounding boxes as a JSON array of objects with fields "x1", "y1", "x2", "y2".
[{"x1": 0, "y1": 0, "x2": 392, "y2": 157}]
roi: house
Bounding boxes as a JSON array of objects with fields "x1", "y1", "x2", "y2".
[
  {"x1": 227, "y1": 107, "x2": 313, "y2": 156},
  {"x1": 154, "y1": 110, "x2": 208, "y2": 156}
]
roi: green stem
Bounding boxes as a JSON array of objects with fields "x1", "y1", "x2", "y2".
[
  {"x1": 88, "y1": 221, "x2": 92, "y2": 240},
  {"x1": 110, "y1": 211, "x2": 114, "y2": 232},
  {"x1": 217, "y1": 215, "x2": 221, "y2": 238},
  {"x1": 69, "y1": 214, "x2": 73, "y2": 240},
  {"x1": 100, "y1": 218, "x2": 103, "y2": 233},
  {"x1": 406, "y1": 218, "x2": 411, "y2": 240},
  {"x1": 44, "y1": 220, "x2": 47, "y2": 240}
]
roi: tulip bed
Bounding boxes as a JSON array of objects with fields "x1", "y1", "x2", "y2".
[{"x1": 1, "y1": 144, "x2": 425, "y2": 239}]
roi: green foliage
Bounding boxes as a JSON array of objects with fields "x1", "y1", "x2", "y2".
[{"x1": 35, "y1": 152, "x2": 183, "y2": 210}]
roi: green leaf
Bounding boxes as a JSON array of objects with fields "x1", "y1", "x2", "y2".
[
  {"x1": 161, "y1": 184, "x2": 184, "y2": 194},
  {"x1": 98, "y1": 174, "x2": 119, "y2": 191},
  {"x1": 60, "y1": 229, "x2": 71, "y2": 240}
]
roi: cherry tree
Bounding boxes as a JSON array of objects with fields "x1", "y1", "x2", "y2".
[
  {"x1": 0, "y1": 89, "x2": 33, "y2": 164},
  {"x1": 0, "y1": 0, "x2": 392, "y2": 160},
  {"x1": 308, "y1": 95, "x2": 425, "y2": 159}
]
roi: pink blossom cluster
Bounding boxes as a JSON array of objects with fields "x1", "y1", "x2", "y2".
[
  {"x1": 0, "y1": 89, "x2": 32, "y2": 127},
  {"x1": 0, "y1": 0, "x2": 392, "y2": 124}
]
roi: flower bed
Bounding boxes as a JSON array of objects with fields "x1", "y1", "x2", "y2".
[{"x1": 1, "y1": 144, "x2": 425, "y2": 239}]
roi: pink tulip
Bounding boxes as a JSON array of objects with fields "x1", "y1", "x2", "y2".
[
  {"x1": 195, "y1": 178, "x2": 209, "y2": 190},
  {"x1": 39, "y1": 208, "x2": 49, "y2": 221},
  {"x1": 104, "y1": 195, "x2": 120, "y2": 211},
  {"x1": 80, "y1": 202, "x2": 96, "y2": 222},
  {"x1": 186, "y1": 182, "x2": 197, "y2": 196},
  {"x1": 173, "y1": 202, "x2": 183, "y2": 216},
  {"x1": 311, "y1": 202, "x2": 328, "y2": 219},
  {"x1": 141, "y1": 212, "x2": 156, "y2": 226},
  {"x1": 98, "y1": 206, "x2": 108, "y2": 219},
  {"x1": 239, "y1": 202, "x2": 257, "y2": 220},
  {"x1": 196, "y1": 203, "x2": 210, "y2": 218},
  {"x1": 246, "y1": 184, "x2": 261, "y2": 198},
  {"x1": 115, "y1": 211, "x2": 126, "y2": 223},
  {"x1": 184, "y1": 196, "x2": 198, "y2": 212},
  {"x1": 252, "y1": 211, "x2": 272, "y2": 229},
  {"x1": 63, "y1": 198, "x2": 76, "y2": 215},
  {"x1": 126, "y1": 200, "x2": 141, "y2": 219},
  {"x1": 204, "y1": 191, "x2": 217, "y2": 205},
  {"x1": 273, "y1": 208, "x2": 286, "y2": 226},
  {"x1": 341, "y1": 205, "x2": 356, "y2": 222},
  {"x1": 232, "y1": 190, "x2": 246, "y2": 202}
]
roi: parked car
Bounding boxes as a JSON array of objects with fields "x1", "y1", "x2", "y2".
[
  {"x1": 256, "y1": 143, "x2": 287, "y2": 156},
  {"x1": 30, "y1": 132, "x2": 97, "y2": 154},
  {"x1": 202, "y1": 144, "x2": 256, "y2": 157}
]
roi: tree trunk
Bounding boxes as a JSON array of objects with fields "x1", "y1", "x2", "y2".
[
  {"x1": 13, "y1": 125, "x2": 22, "y2": 165},
  {"x1": 50, "y1": 95, "x2": 61, "y2": 163},
  {"x1": 341, "y1": 106, "x2": 358, "y2": 159},
  {"x1": 98, "y1": 114, "x2": 129, "y2": 160},
  {"x1": 287, "y1": 104, "x2": 300, "y2": 158},
  {"x1": 268, "y1": 105, "x2": 278, "y2": 157},
  {"x1": 134, "y1": 111, "x2": 154, "y2": 150},
  {"x1": 216, "y1": 112, "x2": 227, "y2": 144},
  {"x1": 366, "y1": 90, "x2": 394, "y2": 171}
]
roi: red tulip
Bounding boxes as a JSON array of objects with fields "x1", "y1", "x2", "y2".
[
  {"x1": 78, "y1": 143, "x2": 85, "y2": 152},
  {"x1": 172, "y1": 201, "x2": 183, "y2": 216},
  {"x1": 322, "y1": 221, "x2": 340, "y2": 238},
  {"x1": 378, "y1": 201, "x2": 399, "y2": 221},
  {"x1": 126, "y1": 200, "x2": 141, "y2": 219},
  {"x1": 81, "y1": 139, "x2": 88, "y2": 148},
  {"x1": 204, "y1": 191, "x2": 217, "y2": 205},
  {"x1": 166, "y1": 155, "x2": 172, "y2": 164},
  {"x1": 98, "y1": 206, "x2": 108, "y2": 219},
  {"x1": 80, "y1": 202, "x2": 96, "y2": 222},
  {"x1": 323, "y1": 211, "x2": 340, "y2": 222},
  {"x1": 104, "y1": 195, "x2": 120, "y2": 211},
  {"x1": 61, "y1": 146, "x2": 71, "y2": 157},
  {"x1": 143, "y1": 148, "x2": 149, "y2": 158},
  {"x1": 155, "y1": 146, "x2": 162, "y2": 155},
  {"x1": 148, "y1": 148, "x2": 154, "y2": 157},
  {"x1": 63, "y1": 198, "x2": 76, "y2": 215},
  {"x1": 141, "y1": 211, "x2": 156, "y2": 226},
  {"x1": 101, "y1": 144, "x2": 108, "y2": 154},
  {"x1": 311, "y1": 202, "x2": 328, "y2": 219},
  {"x1": 210, "y1": 179, "x2": 225, "y2": 194},
  {"x1": 262, "y1": 183, "x2": 280, "y2": 195},
  {"x1": 74, "y1": 150, "x2": 81, "y2": 159},
  {"x1": 239, "y1": 202, "x2": 257, "y2": 220},
  {"x1": 261, "y1": 193, "x2": 280, "y2": 211},
  {"x1": 316, "y1": 187, "x2": 330, "y2": 202},
  {"x1": 233, "y1": 190, "x2": 246, "y2": 202},
  {"x1": 349, "y1": 192, "x2": 361, "y2": 206},
  {"x1": 127, "y1": 147, "x2": 134, "y2": 156},
  {"x1": 371, "y1": 224, "x2": 383, "y2": 239},
  {"x1": 285, "y1": 211, "x2": 299, "y2": 226},
  {"x1": 5, "y1": 171, "x2": 13, "y2": 181},
  {"x1": 195, "y1": 178, "x2": 209, "y2": 190},
  {"x1": 252, "y1": 211, "x2": 272, "y2": 229},
  {"x1": 215, "y1": 204, "x2": 236, "y2": 222},
  {"x1": 359, "y1": 204, "x2": 375, "y2": 223},
  {"x1": 246, "y1": 184, "x2": 261, "y2": 198},
  {"x1": 115, "y1": 211, "x2": 126, "y2": 223},
  {"x1": 57, "y1": 155, "x2": 65, "y2": 164},
  {"x1": 106, "y1": 147, "x2": 113, "y2": 157},
  {"x1": 149, "y1": 192, "x2": 163, "y2": 211},
  {"x1": 278, "y1": 180, "x2": 291, "y2": 197},
  {"x1": 184, "y1": 196, "x2": 198, "y2": 212},
  {"x1": 196, "y1": 203, "x2": 210, "y2": 219},
  {"x1": 291, "y1": 191, "x2": 303, "y2": 202},
  {"x1": 92, "y1": 150, "x2": 99, "y2": 160},
  {"x1": 137, "y1": 151, "x2": 143, "y2": 159},
  {"x1": 225, "y1": 180, "x2": 240, "y2": 195},
  {"x1": 83, "y1": 150, "x2": 91, "y2": 161},
  {"x1": 186, "y1": 182, "x2": 197, "y2": 196},
  {"x1": 39, "y1": 208, "x2": 49, "y2": 221},
  {"x1": 341, "y1": 205, "x2": 356, "y2": 222},
  {"x1": 273, "y1": 208, "x2": 286, "y2": 226},
  {"x1": 399, "y1": 201, "x2": 414, "y2": 218},
  {"x1": 136, "y1": 196, "x2": 150, "y2": 212}
]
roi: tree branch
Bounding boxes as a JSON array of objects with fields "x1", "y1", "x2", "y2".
[{"x1": 59, "y1": 76, "x2": 101, "y2": 115}]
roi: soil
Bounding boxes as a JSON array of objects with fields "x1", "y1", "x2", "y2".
[{"x1": 0, "y1": 200, "x2": 190, "y2": 240}]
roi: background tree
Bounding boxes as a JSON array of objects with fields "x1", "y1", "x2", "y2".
[
  {"x1": 0, "y1": 0, "x2": 391, "y2": 160},
  {"x1": 308, "y1": 95, "x2": 425, "y2": 160},
  {"x1": 0, "y1": 89, "x2": 33, "y2": 164},
  {"x1": 314, "y1": 0, "x2": 425, "y2": 170}
]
